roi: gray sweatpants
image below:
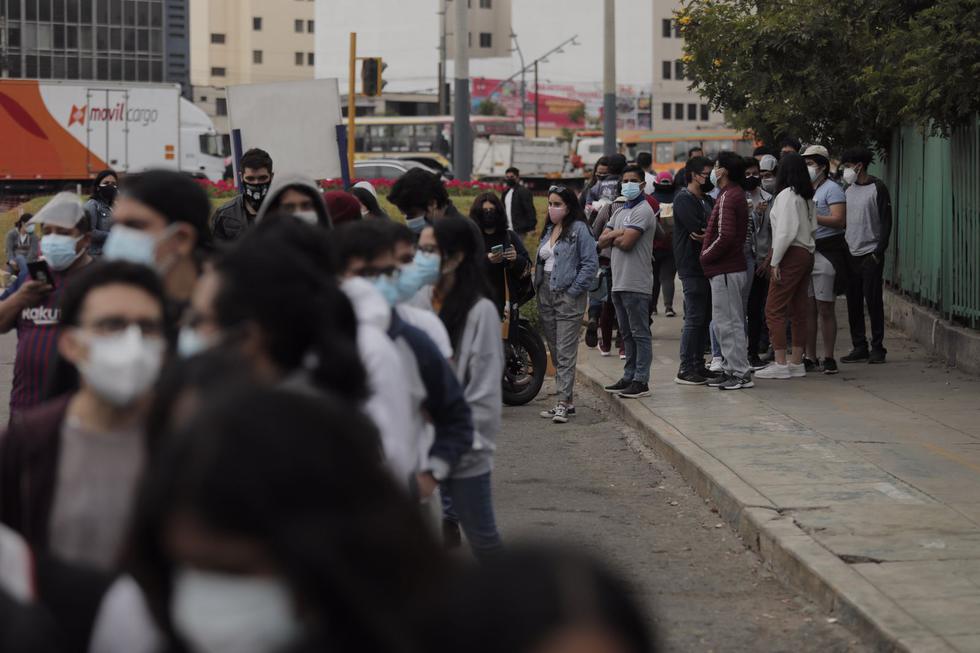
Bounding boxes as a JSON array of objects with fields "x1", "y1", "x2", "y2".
[
  {"x1": 538, "y1": 273, "x2": 587, "y2": 404},
  {"x1": 709, "y1": 272, "x2": 752, "y2": 378}
]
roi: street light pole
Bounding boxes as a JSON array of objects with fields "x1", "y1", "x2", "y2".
[
  {"x1": 602, "y1": 0, "x2": 617, "y2": 156},
  {"x1": 534, "y1": 60, "x2": 539, "y2": 138},
  {"x1": 453, "y1": 0, "x2": 472, "y2": 180},
  {"x1": 511, "y1": 32, "x2": 527, "y2": 134}
]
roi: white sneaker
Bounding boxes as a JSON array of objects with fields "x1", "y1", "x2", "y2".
[
  {"x1": 709, "y1": 357, "x2": 724, "y2": 373},
  {"x1": 599, "y1": 349, "x2": 612, "y2": 357},
  {"x1": 755, "y1": 363, "x2": 791, "y2": 380},
  {"x1": 788, "y1": 363, "x2": 807, "y2": 378}
]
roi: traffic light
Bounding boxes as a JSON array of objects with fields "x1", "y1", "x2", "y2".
[{"x1": 361, "y1": 57, "x2": 388, "y2": 97}]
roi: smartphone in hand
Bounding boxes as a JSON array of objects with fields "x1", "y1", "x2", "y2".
[
  {"x1": 27, "y1": 260, "x2": 53, "y2": 286},
  {"x1": 491, "y1": 244, "x2": 504, "y2": 255}
]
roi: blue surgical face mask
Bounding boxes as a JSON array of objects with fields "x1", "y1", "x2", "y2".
[
  {"x1": 103, "y1": 225, "x2": 157, "y2": 266},
  {"x1": 622, "y1": 181, "x2": 642, "y2": 201},
  {"x1": 370, "y1": 273, "x2": 401, "y2": 307},
  {"x1": 709, "y1": 169, "x2": 719, "y2": 186},
  {"x1": 406, "y1": 216, "x2": 427, "y2": 235},
  {"x1": 177, "y1": 326, "x2": 218, "y2": 358},
  {"x1": 41, "y1": 234, "x2": 83, "y2": 271},
  {"x1": 395, "y1": 250, "x2": 441, "y2": 303}
]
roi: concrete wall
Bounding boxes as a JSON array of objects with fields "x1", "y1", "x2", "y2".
[{"x1": 884, "y1": 288, "x2": 980, "y2": 376}]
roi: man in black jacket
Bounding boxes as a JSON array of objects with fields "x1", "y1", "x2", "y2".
[
  {"x1": 211, "y1": 148, "x2": 274, "y2": 243},
  {"x1": 502, "y1": 167, "x2": 537, "y2": 236}
]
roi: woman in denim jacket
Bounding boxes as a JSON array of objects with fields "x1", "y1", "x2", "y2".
[{"x1": 534, "y1": 185, "x2": 599, "y2": 424}]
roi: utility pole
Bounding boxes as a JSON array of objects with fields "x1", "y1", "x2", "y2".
[
  {"x1": 453, "y1": 0, "x2": 471, "y2": 180},
  {"x1": 534, "y1": 60, "x2": 539, "y2": 138},
  {"x1": 347, "y1": 33, "x2": 357, "y2": 179},
  {"x1": 438, "y1": 0, "x2": 448, "y2": 115},
  {"x1": 602, "y1": 0, "x2": 616, "y2": 156},
  {"x1": 512, "y1": 32, "x2": 527, "y2": 134}
]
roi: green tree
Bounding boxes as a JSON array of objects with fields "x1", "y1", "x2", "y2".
[
  {"x1": 476, "y1": 99, "x2": 507, "y2": 116},
  {"x1": 677, "y1": 0, "x2": 979, "y2": 152}
]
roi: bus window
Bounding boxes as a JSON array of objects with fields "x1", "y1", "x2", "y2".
[
  {"x1": 655, "y1": 142, "x2": 673, "y2": 164},
  {"x1": 415, "y1": 124, "x2": 438, "y2": 152},
  {"x1": 674, "y1": 141, "x2": 696, "y2": 163},
  {"x1": 703, "y1": 140, "x2": 734, "y2": 159},
  {"x1": 368, "y1": 125, "x2": 389, "y2": 153},
  {"x1": 392, "y1": 125, "x2": 413, "y2": 152}
]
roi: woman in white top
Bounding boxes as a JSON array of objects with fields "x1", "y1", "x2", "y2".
[{"x1": 757, "y1": 153, "x2": 818, "y2": 380}]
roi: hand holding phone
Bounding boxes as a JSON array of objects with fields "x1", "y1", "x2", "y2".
[{"x1": 27, "y1": 260, "x2": 53, "y2": 285}]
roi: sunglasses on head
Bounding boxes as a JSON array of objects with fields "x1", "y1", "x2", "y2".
[{"x1": 548, "y1": 185, "x2": 567, "y2": 194}]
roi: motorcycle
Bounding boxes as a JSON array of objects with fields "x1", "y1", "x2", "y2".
[{"x1": 502, "y1": 311, "x2": 547, "y2": 406}]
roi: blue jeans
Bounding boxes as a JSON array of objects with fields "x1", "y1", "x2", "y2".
[
  {"x1": 441, "y1": 472, "x2": 503, "y2": 561},
  {"x1": 612, "y1": 290, "x2": 652, "y2": 384},
  {"x1": 680, "y1": 276, "x2": 711, "y2": 373}
]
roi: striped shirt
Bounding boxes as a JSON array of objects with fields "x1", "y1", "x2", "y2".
[{"x1": 9, "y1": 271, "x2": 68, "y2": 414}]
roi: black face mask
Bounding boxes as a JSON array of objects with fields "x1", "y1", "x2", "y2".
[
  {"x1": 744, "y1": 176, "x2": 761, "y2": 191},
  {"x1": 505, "y1": 178, "x2": 517, "y2": 187},
  {"x1": 98, "y1": 185, "x2": 118, "y2": 204},
  {"x1": 480, "y1": 209, "x2": 499, "y2": 230},
  {"x1": 699, "y1": 180, "x2": 714, "y2": 194},
  {"x1": 655, "y1": 182, "x2": 674, "y2": 192},
  {"x1": 243, "y1": 182, "x2": 271, "y2": 210}
]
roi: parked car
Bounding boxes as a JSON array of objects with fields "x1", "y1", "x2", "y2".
[{"x1": 353, "y1": 158, "x2": 443, "y2": 181}]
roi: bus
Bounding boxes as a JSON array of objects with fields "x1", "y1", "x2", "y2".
[
  {"x1": 573, "y1": 129, "x2": 758, "y2": 173},
  {"x1": 353, "y1": 115, "x2": 524, "y2": 173}
]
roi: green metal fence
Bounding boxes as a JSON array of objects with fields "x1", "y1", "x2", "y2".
[{"x1": 874, "y1": 117, "x2": 980, "y2": 329}]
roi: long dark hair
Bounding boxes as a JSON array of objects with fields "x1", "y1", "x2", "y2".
[
  {"x1": 126, "y1": 386, "x2": 446, "y2": 653},
  {"x1": 776, "y1": 153, "x2": 816, "y2": 200},
  {"x1": 351, "y1": 187, "x2": 388, "y2": 219},
  {"x1": 211, "y1": 216, "x2": 367, "y2": 401},
  {"x1": 540, "y1": 186, "x2": 587, "y2": 241},
  {"x1": 434, "y1": 217, "x2": 492, "y2": 350},
  {"x1": 468, "y1": 191, "x2": 509, "y2": 250}
]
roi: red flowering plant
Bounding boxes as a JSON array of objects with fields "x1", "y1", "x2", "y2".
[{"x1": 198, "y1": 177, "x2": 503, "y2": 201}]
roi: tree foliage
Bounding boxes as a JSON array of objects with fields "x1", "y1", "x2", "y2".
[{"x1": 677, "y1": 0, "x2": 979, "y2": 152}]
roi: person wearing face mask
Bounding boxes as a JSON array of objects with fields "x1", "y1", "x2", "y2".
[
  {"x1": 802, "y1": 145, "x2": 848, "y2": 374},
  {"x1": 469, "y1": 192, "x2": 531, "y2": 318},
  {"x1": 254, "y1": 173, "x2": 333, "y2": 229},
  {"x1": 4, "y1": 213, "x2": 39, "y2": 277},
  {"x1": 840, "y1": 146, "x2": 892, "y2": 365},
  {"x1": 501, "y1": 167, "x2": 537, "y2": 236},
  {"x1": 699, "y1": 152, "x2": 753, "y2": 390},
  {"x1": 84, "y1": 169, "x2": 119, "y2": 256},
  {"x1": 580, "y1": 156, "x2": 610, "y2": 215},
  {"x1": 0, "y1": 193, "x2": 94, "y2": 415},
  {"x1": 351, "y1": 184, "x2": 390, "y2": 220},
  {"x1": 745, "y1": 157, "x2": 775, "y2": 369},
  {"x1": 323, "y1": 190, "x2": 364, "y2": 226},
  {"x1": 126, "y1": 387, "x2": 447, "y2": 653},
  {"x1": 211, "y1": 148, "x2": 274, "y2": 243},
  {"x1": 389, "y1": 168, "x2": 459, "y2": 235},
  {"x1": 332, "y1": 220, "x2": 474, "y2": 500},
  {"x1": 650, "y1": 171, "x2": 678, "y2": 318},
  {"x1": 535, "y1": 186, "x2": 598, "y2": 424},
  {"x1": 597, "y1": 165, "x2": 659, "y2": 399},
  {"x1": 671, "y1": 157, "x2": 717, "y2": 385},
  {"x1": 0, "y1": 262, "x2": 166, "y2": 570}
]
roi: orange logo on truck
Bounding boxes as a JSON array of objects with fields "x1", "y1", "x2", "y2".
[{"x1": 68, "y1": 104, "x2": 88, "y2": 126}]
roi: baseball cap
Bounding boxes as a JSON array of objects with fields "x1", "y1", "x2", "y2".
[
  {"x1": 656, "y1": 171, "x2": 674, "y2": 184},
  {"x1": 801, "y1": 144, "x2": 830, "y2": 160},
  {"x1": 758, "y1": 154, "x2": 777, "y2": 172},
  {"x1": 27, "y1": 192, "x2": 85, "y2": 229}
]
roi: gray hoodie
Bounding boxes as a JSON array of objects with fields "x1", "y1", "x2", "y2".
[{"x1": 255, "y1": 173, "x2": 333, "y2": 229}]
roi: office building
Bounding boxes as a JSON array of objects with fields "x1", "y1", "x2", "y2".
[{"x1": 0, "y1": 0, "x2": 190, "y2": 95}]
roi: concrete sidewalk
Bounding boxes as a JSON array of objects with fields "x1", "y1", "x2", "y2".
[{"x1": 577, "y1": 312, "x2": 980, "y2": 652}]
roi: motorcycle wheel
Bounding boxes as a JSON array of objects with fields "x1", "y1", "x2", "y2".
[{"x1": 502, "y1": 323, "x2": 547, "y2": 406}]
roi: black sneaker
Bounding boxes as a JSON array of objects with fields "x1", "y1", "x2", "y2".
[
  {"x1": 618, "y1": 381, "x2": 651, "y2": 399},
  {"x1": 868, "y1": 348, "x2": 887, "y2": 364},
  {"x1": 707, "y1": 373, "x2": 730, "y2": 388},
  {"x1": 540, "y1": 404, "x2": 576, "y2": 419},
  {"x1": 585, "y1": 320, "x2": 599, "y2": 348},
  {"x1": 665, "y1": 307, "x2": 677, "y2": 317},
  {"x1": 700, "y1": 366, "x2": 724, "y2": 381},
  {"x1": 803, "y1": 357, "x2": 818, "y2": 373},
  {"x1": 841, "y1": 348, "x2": 870, "y2": 363},
  {"x1": 675, "y1": 370, "x2": 708, "y2": 385},
  {"x1": 822, "y1": 357, "x2": 839, "y2": 375},
  {"x1": 604, "y1": 378, "x2": 631, "y2": 393},
  {"x1": 720, "y1": 375, "x2": 754, "y2": 390},
  {"x1": 748, "y1": 354, "x2": 767, "y2": 370}
]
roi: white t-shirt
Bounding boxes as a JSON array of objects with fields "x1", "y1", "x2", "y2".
[
  {"x1": 538, "y1": 238, "x2": 556, "y2": 272},
  {"x1": 504, "y1": 189, "x2": 515, "y2": 231},
  {"x1": 644, "y1": 170, "x2": 657, "y2": 194}
]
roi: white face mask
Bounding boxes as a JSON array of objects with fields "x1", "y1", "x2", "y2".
[
  {"x1": 172, "y1": 568, "x2": 303, "y2": 653},
  {"x1": 77, "y1": 325, "x2": 165, "y2": 406},
  {"x1": 177, "y1": 326, "x2": 218, "y2": 358},
  {"x1": 293, "y1": 210, "x2": 319, "y2": 226},
  {"x1": 807, "y1": 165, "x2": 820, "y2": 182},
  {"x1": 842, "y1": 167, "x2": 858, "y2": 185}
]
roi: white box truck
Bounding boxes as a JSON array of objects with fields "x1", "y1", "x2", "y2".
[{"x1": 0, "y1": 79, "x2": 225, "y2": 185}]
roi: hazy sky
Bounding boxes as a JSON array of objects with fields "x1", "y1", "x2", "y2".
[{"x1": 315, "y1": 0, "x2": 655, "y2": 92}]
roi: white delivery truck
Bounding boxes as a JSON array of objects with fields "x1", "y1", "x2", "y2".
[
  {"x1": 0, "y1": 79, "x2": 225, "y2": 185},
  {"x1": 473, "y1": 135, "x2": 584, "y2": 190}
]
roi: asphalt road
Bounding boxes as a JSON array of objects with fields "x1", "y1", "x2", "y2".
[{"x1": 493, "y1": 380, "x2": 870, "y2": 653}]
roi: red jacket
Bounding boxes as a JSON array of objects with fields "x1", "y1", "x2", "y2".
[{"x1": 700, "y1": 184, "x2": 748, "y2": 278}]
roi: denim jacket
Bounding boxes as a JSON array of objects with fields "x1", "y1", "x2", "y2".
[{"x1": 533, "y1": 219, "x2": 598, "y2": 298}]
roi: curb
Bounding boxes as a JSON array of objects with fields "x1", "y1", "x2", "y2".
[
  {"x1": 883, "y1": 288, "x2": 980, "y2": 377},
  {"x1": 577, "y1": 361, "x2": 958, "y2": 653}
]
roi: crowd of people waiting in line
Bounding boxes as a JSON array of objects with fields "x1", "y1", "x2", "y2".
[{"x1": 0, "y1": 147, "x2": 658, "y2": 653}]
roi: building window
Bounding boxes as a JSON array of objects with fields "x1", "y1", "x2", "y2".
[
  {"x1": 253, "y1": 17, "x2": 262, "y2": 30},
  {"x1": 687, "y1": 103, "x2": 697, "y2": 121},
  {"x1": 295, "y1": 52, "x2": 303, "y2": 65},
  {"x1": 468, "y1": 32, "x2": 472, "y2": 47},
  {"x1": 211, "y1": 67, "x2": 226, "y2": 77},
  {"x1": 307, "y1": 52, "x2": 315, "y2": 66},
  {"x1": 662, "y1": 19, "x2": 671, "y2": 38},
  {"x1": 480, "y1": 0, "x2": 492, "y2": 7},
  {"x1": 700, "y1": 104, "x2": 710, "y2": 121},
  {"x1": 253, "y1": 50, "x2": 263, "y2": 64},
  {"x1": 674, "y1": 22, "x2": 682, "y2": 38},
  {"x1": 307, "y1": 20, "x2": 315, "y2": 33},
  {"x1": 662, "y1": 61, "x2": 671, "y2": 80},
  {"x1": 674, "y1": 103, "x2": 684, "y2": 120},
  {"x1": 295, "y1": 19, "x2": 303, "y2": 32},
  {"x1": 216, "y1": 98, "x2": 227, "y2": 116},
  {"x1": 210, "y1": 33, "x2": 225, "y2": 44},
  {"x1": 479, "y1": 32, "x2": 492, "y2": 48},
  {"x1": 675, "y1": 60, "x2": 684, "y2": 80},
  {"x1": 662, "y1": 103, "x2": 671, "y2": 120}
]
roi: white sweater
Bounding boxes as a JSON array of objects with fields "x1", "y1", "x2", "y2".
[{"x1": 769, "y1": 187, "x2": 817, "y2": 266}]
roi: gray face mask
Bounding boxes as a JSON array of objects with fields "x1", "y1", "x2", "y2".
[{"x1": 761, "y1": 178, "x2": 777, "y2": 193}]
